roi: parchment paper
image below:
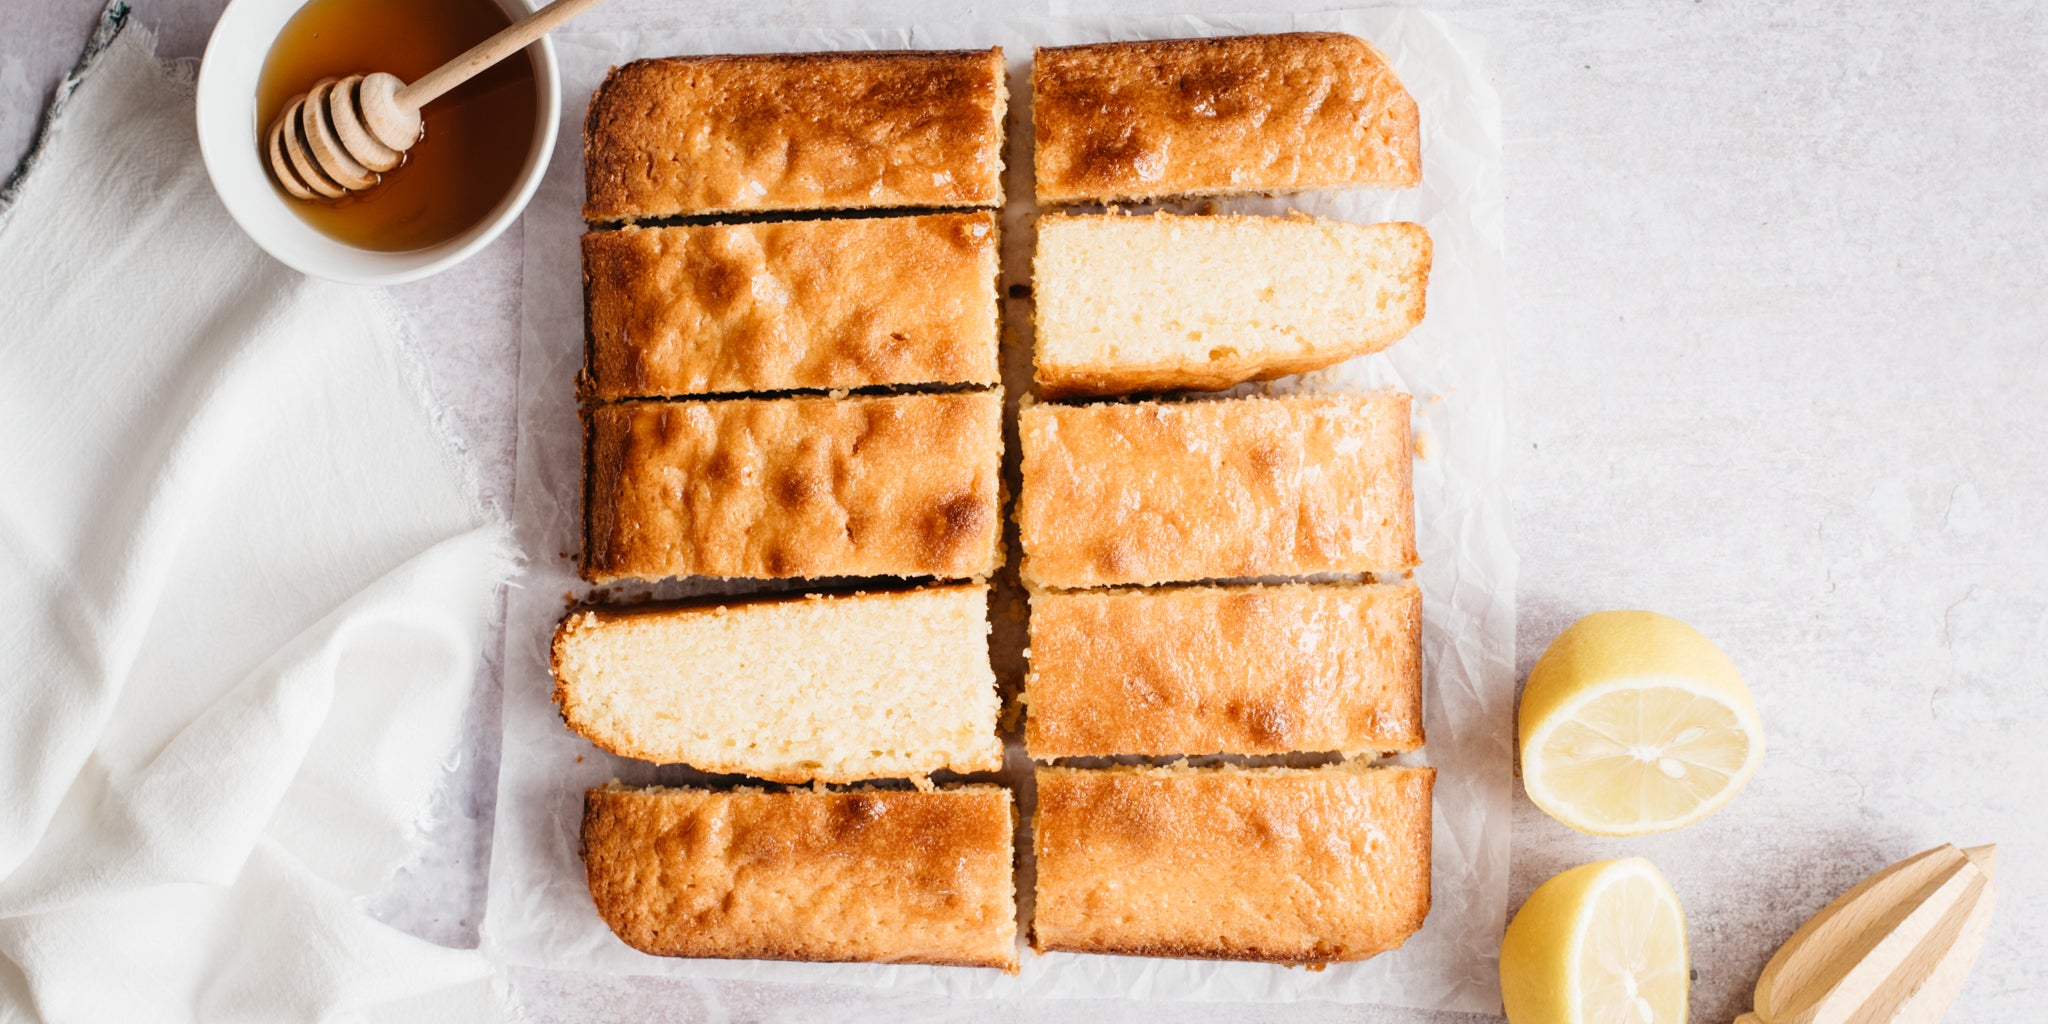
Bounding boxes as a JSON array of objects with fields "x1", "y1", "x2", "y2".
[{"x1": 482, "y1": 9, "x2": 1512, "y2": 1013}]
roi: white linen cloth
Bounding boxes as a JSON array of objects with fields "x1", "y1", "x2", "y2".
[{"x1": 0, "y1": 12, "x2": 512, "y2": 1023}]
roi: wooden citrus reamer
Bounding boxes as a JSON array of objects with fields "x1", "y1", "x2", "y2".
[
  {"x1": 1735, "y1": 843, "x2": 1997, "y2": 1024},
  {"x1": 266, "y1": 0, "x2": 606, "y2": 199}
]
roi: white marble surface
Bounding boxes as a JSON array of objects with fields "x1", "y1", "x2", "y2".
[{"x1": 5, "y1": 1, "x2": 2046, "y2": 1021}]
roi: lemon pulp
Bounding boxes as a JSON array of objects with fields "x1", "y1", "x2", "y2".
[
  {"x1": 1534, "y1": 680, "x2": 1756, "y2": 831},
  {"x1": 1577, "y1": 865, "x2": 1688, "y2": 1023},
  {"x1": 1520, "y1": 611, "x2": 1763, "y2": 836},
  {"x1": 1501, "y1": 857, "x2": 1689, "y2": 1024}
]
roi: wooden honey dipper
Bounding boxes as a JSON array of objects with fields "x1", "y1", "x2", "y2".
[{"x1": 265, "y1": 0, "x2": 604, "y2": 199}]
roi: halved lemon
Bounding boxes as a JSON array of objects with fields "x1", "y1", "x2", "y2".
[
  {"x1": 1501, "y1": 858, "x2": 1689, "y2": 1024},
  {"x1": 1520, "y1": 611, "x2": 1763, "y2": 836}
]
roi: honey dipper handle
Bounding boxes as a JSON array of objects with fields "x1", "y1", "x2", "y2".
[{"x1": 397, "y1": 0, "x2": 608, "y2": 109}]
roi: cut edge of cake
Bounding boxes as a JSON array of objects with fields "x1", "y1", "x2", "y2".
[
  {"x1": 1031, "y1": 213, "x2": 1433, "y2": 398},
  {"x1": 551, "y1": 584, "x2": 1004, "y2": 783}
]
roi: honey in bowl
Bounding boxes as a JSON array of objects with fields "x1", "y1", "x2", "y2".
[{"x1": 257, "y1": 0, "x2": 539, "y2": 252}]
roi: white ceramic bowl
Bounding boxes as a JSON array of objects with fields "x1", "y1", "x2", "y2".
[{"x1": 195, "y1": 0, "x2": 559, "y2": 286}]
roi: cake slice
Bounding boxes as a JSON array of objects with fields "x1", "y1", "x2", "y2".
[
  {"x1": 583, "y1": 392, "x2": 1002, "y2": 584},
  {"x1": 1025, "y1": 581, "x2": 1423, "y2": 759},
  {"x1": 584, "y1": 783, "x2": 1018, "y2": 969},
  {"x1": 1032, "y1": 213, "x2": 1431, "y2": 397},
  {"x1": 584, "y1": 48, "x2": 1007, "y2": 222},
  {"x1": 1016, "y1": 392, "x2": 1416, "y2": 588},
  {"x1": 1031, "y1": 764, "x2": 1434, "y2": 964},
  {"x1": 583, "y1": 212, "x2": 1000, "y2": 398},
  {"x1": 1033, "y1": 32, "x2": 1420, "y2": 205},
  {"x1": 552, "y1": 585, "x2": 1002, "y2": 782}
]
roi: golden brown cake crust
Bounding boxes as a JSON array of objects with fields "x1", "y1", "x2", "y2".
[
  {"x1": 1016, "y1": 393, "x2": 1417, "y2": 588},
  {"x1": 583, "y1": 784, "x2": 1019, "y2": 970},
  {"x1": 1030, "y1": 765, "x2": 1433, "y2": 964},
  {"x1": 583, "y1": 213, "x2": 1000, "y2": 398},
  {"x1": 583, "y1": 393, "x2": 1003, "y2": 583},
  {"x1": 1025, "y1": 582, "x2": 1424, "y2": 758},
  {"x1": 584, "y1": 49, "x2": 1007, "y2": 221},
  {"x1": 1032, "y1": 33, "x2": 1420, "y2": 205}
]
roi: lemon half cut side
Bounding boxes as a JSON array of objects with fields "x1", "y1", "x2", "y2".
[
  {"x1": 1519, "y1": 611, "x2": 1764, "y2": 836},
  {"x1": 1501, "y1": 857, "x2": 1690, "y2": 1024}
]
